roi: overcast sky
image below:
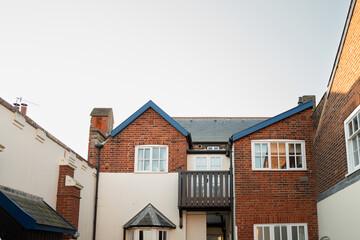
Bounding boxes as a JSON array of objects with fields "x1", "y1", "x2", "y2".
[{"x1": 0, "y1": 0, "x2": 351, "y2": 158}]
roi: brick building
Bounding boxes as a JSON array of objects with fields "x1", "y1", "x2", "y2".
[
  {"x1": 88, "y1": 97, "x2": 317, "y2": 240},
  {"x1": 313, "y1": 0, "x2": 360, "y2": 239}
]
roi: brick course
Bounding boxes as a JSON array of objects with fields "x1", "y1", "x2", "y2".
[
  {"x1": 99, "y1": 108, "x2": 189, "y2": 173},
  {"x1": 233, "y1": 108, "x2": 318, "y2": 240}
]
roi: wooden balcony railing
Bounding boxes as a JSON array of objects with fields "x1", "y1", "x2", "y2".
[{"x1": 178, "y1": 169, "x2": 231, "y2": 209}]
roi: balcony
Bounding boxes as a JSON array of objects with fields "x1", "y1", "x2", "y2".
[{"x1": 178, "y1": 169, "x2": 231, "y2": 210}]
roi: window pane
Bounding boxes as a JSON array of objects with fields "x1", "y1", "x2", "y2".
[
  {"x1": 271, "y1": 157, "x2": 278, "y2": 169},
  {"x1": 140, "y1": 230, "x2": 143, "y2": 240},
  {"x1": 264, "y1": 227, "x2": 270, "y2": 240},
  {"x1": 274, "y1": 226, "x2": 280, "y2": 240},
  {"x1": 271, "y1": 143, "x2": 278, "y2": 155},
  {"x1": 289, "y1": 144, "x2": 295, "y2": 155},
  {"x1": 354, "y1": 116, "x2": 359, "y2": 132},
  {"x1": 144, "y1": 160, "x2": 150, "y2": 171},
  {"x1": 296, "y1": 144, "x2": 302, "y2": 155},
  {"x1": 262, "y1": 144, "x2": 268, "y2": 155},
  {"x1": 152, "y1": 160, "x2": 159, "y2": 172},
  {"x1": 292, "y1": 226, "x2": 298, "y2": 240},
  {"x1": 163, "y1": 231, "x2": 167, "y2": 240},
  {"x1": 263, "y1": 157, "x2": 269, "y2": 168},
  {"x1": 256, "y1": 227, "x2": 263, "y2": 240},
  {"x1": 289, "y1": 156, "x2": 295, "y2": 168},
  {"x1": 210, "y1": 157, "x2": 221, "y2": 170},
  {"x1": 299, "y1": 226, "x2": 305, "y2": 240},
  {"x1": 138, "y1": 149, "x2": 144, "y2": 159},
  {"x1": 159, "y1": 231, "x2": 162, "y2": 240},
  {"x1": 255, "y1": 144, "x2": 261, "y2": 155},
  {"x1": 349, "y1": 121, "x2": 353, "y2": 136},
  {"x1": 255, "y1": 157, "x2": 261, "y2": 168},
  {"x1": 296, "y1": 156, "x2": 302, "y2": 168},
  {"x1": 153, "y1": 148, "x2": 159, "y2": 159},
  {"x1": 144, "y1": 149, "x2": 150, "y2": 159},
  {"x1": 279, "y1": 143, "x2": 286, "y2": 155},
  {"x1": 282, "y1": 226, "x2": 288, "y2": 240},
  {"x1": 354, "y1": 151, "x2": 359, "y2": 167},
  {"x1": 138, "y1": 160, "x2": 144, "y2": 171},
  {"x1": 279, "y1": 156, "x2": 286, "y2": 169},
  {"x1": 160, "y1": 160, "x2": 166, "y2": 171},
  {"x1": 144, "y1": 230, "x2": 152, "y2": 240},
  {"x1": 353, "y1": 138, "x2": 359, "y2": 151},
  {"x1": 196, "y1": 157, "x2": 207, "y2": 170},
  {"x1": 160, "y1": 148, "x2": 167, "y2": 159}
]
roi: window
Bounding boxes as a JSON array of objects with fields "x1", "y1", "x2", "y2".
[
  {"x1": 196, "y1": 156, "x2": 222, "y2": 170},
  {"x1": 130, "y1": 229, "x2": 168, "y2": 240},
  {"x1": 345, "y1": 104, "x2": 360, "y2": 174},
  {"x1": 207, "y1": 146, "x2": 220, "y2": 150},
  {"x1": 135, "y1": 146, "x2": 168, "y2": 172},
  {"x1": 254, "y1": 223, "x2": 308, "y2": 240},
  {"x1": 252, "y1": 140, "x2": 306, "y2": 170}
]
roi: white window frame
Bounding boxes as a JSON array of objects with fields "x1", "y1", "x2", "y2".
[
  {"x1": 134, "y1": 145, "x2": 168, "y2": 173},
  {"x1": 195, "y1": 156, "x2": 222, "y2": 171},
  {"x1": 251, "y1": 140, "x2": 306, "y2": 171},
  {"x1": 129, "y1": 228, "x2": 169, "y2": 240},
  {"x1": 207, "y1": 146, "x2": 220, "y2": 150},
  {"x1": 344, "y1": 104, "x2": 360, "y2": 175},
  {"x1": 253, "y1": 223, "x2": 308, "y2": 240}
]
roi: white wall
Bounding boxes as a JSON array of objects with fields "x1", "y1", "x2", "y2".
[
  {"x1": 0, "y1": 104, "x2": 95, "y2": 239},
  {"x1": 97, "y1": 173, "x2": 195, "y2": 240},
  {"x1": 186, "y1": 212, "x2": 206, "y2": 240},
  {"x1": 317, "y1": 180, "x2": 360, "y2": 240}
]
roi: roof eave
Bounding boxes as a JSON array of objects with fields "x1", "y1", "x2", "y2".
[{"x1": 232, "y1": 101, "x2": 313, "y2": 141}]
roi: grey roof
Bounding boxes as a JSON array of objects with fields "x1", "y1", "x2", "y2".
[
  {"x1": 174, "y1": 118, "x2": 267, "y2": 142},
  {"x1": 0, "y1": 186, "x2": 75, "y2": 231},
  {"x1": 90, "y1": 108, "x2": 113, "y2": 116},
  {"x1": 124, "y1": 203, "x2": 176, "y2": 229}
]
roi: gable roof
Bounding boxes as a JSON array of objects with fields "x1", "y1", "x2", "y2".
[
  {"x1": 123, "y1": 203, "x2": 176, "y2": 229},
  {"x1": 232, "y1": 101, "x2": 313, "y2": 141},
  {"x1": 111, "y1": 100, "x2": 189, "y2": 137},
  {"x1": 0, "y1": 186, "x2": 76, "y2": 234},
  {"x1": 174, "y1": 118, "x2": 267, "y2": 142}
]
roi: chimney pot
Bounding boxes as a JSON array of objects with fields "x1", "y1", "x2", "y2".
[
  {"x1": 13, "y1": 103, "x2": 20, "y2": 111},
  {"x1": 298, "y1": 97, "x2": 303, "y2": 105},
  {"x1": 21, "y1": 103, "x2": 28, "y2": 115}
]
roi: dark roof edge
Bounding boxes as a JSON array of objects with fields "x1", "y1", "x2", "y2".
[
  {"x1": 232, "y1": 101, "x2": 313, "y2": 141},
  {"x1": 111, "y1": 100, "x2": 189, "y2": 137},
  {"x1": 327, "y1": 0, "x2": 357, "y2": 97}
]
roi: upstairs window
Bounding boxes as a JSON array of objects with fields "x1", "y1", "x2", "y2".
[
  {"x1": 252, "y1": 140, "x2": 306, "y2": 170},
  {"x1": 345, "y1": 104, "x2": 360, "y2": 174},
  {"x1": 207, "y1": 146, "x2": 220, "y2": 150},
  {"x1": 135, "y1": 146, "x2": 168, "y2": 172},
  {"x1": 195, "y1": 156, "x2": 222, "y2": 170}
]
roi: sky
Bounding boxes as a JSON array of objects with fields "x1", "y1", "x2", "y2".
[{"x1": 0, "y1": 0, "x2": 351, "y2": 158}]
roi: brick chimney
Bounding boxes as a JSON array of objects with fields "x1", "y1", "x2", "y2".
[
  {"x1": 88, "y1": 108, "x2": 114, "y2": 165},
  {"x1": 298, "y1": 95, "x2": 316, "y2": 108},
  {"x1": 20, "y1": 103, "x2": 27, "y2": 115},
  {"x1": 13, "y1": 103, "x2": 20, "y2": 111}
]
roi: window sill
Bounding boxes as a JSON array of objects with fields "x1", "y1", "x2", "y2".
[
  {"x1": 133, "y1": 171, "x2": 169, "y2": 174},
  {"x1": 345, "y1": 168, "x2": 360, "y2": 178},
  {"x1": 252, "y1": 169, "x2": 307, "y2": 172}
]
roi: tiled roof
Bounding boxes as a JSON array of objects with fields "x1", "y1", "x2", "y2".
[
  {"x1": 174, "y1": 118, "x2": 267, "y2": 142},
  {"x1": 124, "y1": 203, "x2": 176, "y2": 229},
  {"x1": 90, "y1": 108, "x2": 113, "y2": 116},
  {"x1": 0, "y1": 186, "x2": 76, "y2": 234}
]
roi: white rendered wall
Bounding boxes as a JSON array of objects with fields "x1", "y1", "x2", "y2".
[
  {"x1": 97, "y1": 173, "x2": 196, "y2": 240},
  {"x1": 186, "y1": 212, "x2": 206, "y2": 240},
  {"x1": 317, "y1": 179, "x2": 360, "y2": 240},
  {"x1": 187, "y1": 154, "x2": 230, "y2": 171},
  {"x1": 0, "y1": 104, "x2": 95, "y2": 239}
]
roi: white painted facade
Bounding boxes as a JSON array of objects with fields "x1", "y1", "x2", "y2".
[
  {"x1": 0, "y1": 103, "x2": 96, "y2": 239},
  {"x1": 317, "y1": 180, "x2": 360, "y2": 240}
]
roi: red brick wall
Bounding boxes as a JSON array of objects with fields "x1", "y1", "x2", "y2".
[
  {"x1": 56, "y1": 165, "x2": 81, "y2": 239},
  {"x1": 99, "y1": 108, "x2": 188, "y2": 173},
  {"x1": 313, "y1": 0, "x2": 360, "y2": 196},
  {"x1": 233, "y1": 108, "x2": 318, "y2": 240}
]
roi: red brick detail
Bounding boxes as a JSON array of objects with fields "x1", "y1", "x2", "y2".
[
  {"x1": 99, "y1": 108, "x2": 188, "y2": 173},
  {"x1": 56, "y1": 165, "x2": 81, "y2": 240},
  {"x1": 313, "y1": 1, "x2": 360, "y2": 196},
  {"x1": 233, "y1": 108, "x2": 318, "y2": 240}
]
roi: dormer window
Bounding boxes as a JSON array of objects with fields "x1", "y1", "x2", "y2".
[
  {"x1": 207, "y1": 146, "x2": 220, "y2": 150},
  {"x1": 135, "y1": 146, "x2": 168, "y2": 172}
]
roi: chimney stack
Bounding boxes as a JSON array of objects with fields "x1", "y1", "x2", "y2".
[
  {"x1": 88, "y1": 108, "x2": 114, "y2": 165},
  {"x1": 20, "y1": 103, "x2": 28, "y2": 115},
  {"x1": 298, "y1": 95, "x2": 316, "y2": 108},
  {"x1": 13, "y1": 103, "x2": 20, "y2": 111}
]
